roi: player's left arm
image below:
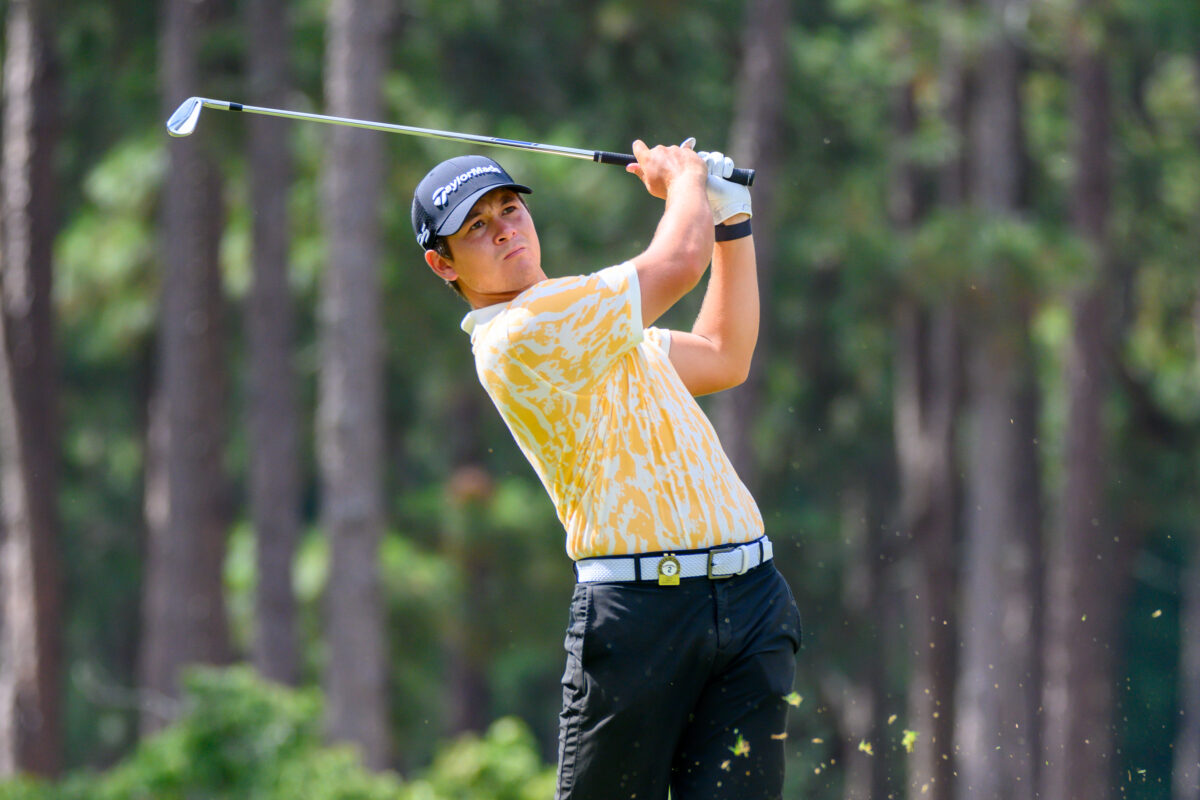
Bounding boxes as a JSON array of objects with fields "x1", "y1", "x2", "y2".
[{"x1": 668, "y1": 152, "x2": 758, "y2": 397}]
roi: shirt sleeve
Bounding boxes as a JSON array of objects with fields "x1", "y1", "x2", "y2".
[
  {"x1": 643, "y1": 327, "x2": 671, "y2": 357},
  {"x1": 501, "y1": 261, "x2": 643, "y2": 393}
]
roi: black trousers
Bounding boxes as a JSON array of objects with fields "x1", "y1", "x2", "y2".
[{"x1": 555, "y1": 561, "x2": 802, "y2": 800}]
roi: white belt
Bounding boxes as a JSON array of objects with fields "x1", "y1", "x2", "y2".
[{"x1": 574, "y1": 537, "x2": 773, "y2": 584}]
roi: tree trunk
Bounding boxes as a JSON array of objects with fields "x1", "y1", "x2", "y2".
[
  {"x1": 1042, "y1": 10, "x2": 1123, "y2": 797},
  {"x1": 957, "y1": 310, "x2": 1042, "y2": 800},
  {"x1": 246, "y1": 0, "x2": 301, "y2": 687},
  {"x1": 1176, "y1": 544, "x2": 1200, "y2": 800},
  {"x1": 443, "y1": 478, "x2": 494, "y2": 735},
  {"x1": 710, "y1": 0, "x2": 790, "y2": 491},
  {"x1": 956, "y1": 2, "x2": 1042, "y2": 797},
  {"x1": 442, "y1": 388, "x2": 493, "y2": 735},
  {"x1": 894, "y1": 301, "x2": 961, "y2": 800},
  {"x1": 830, "y1": 485, "x2": 891, "y2": 800},
  {"x1": 140, "y1": 0, "x2": 230, "y2": 734},
  {"x1": 1170, "y1": 54, "x2": 1200, "y2": 800},
  {"x1": 890, "y1": 73, "x2": 961, "y2": 800},
  {"x1": 0, "y1": 0, "x2": 62, "y2": 775},
  {"x1": 319, "y1": 0, "x2": 390, "y2": 769}
]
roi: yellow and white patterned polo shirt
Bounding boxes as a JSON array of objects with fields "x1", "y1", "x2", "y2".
[{"x1": 461, "y1": 261, "x2": 763, "y2": 560}]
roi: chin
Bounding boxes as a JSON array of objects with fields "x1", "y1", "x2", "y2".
[{"x1": 507, "y1": 257, "x2": 541, "y2": 279}]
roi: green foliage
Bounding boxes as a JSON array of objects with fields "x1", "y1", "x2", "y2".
[
  {"x1": 0, "y1": 668, "x2": 554, "y2": 800},
  {"x1": 404, "y1": 718, "x2": 556, "y2": 800},
  {"x1": 92, "y1": 666, "x2": 330, "y2": 799},
  {"x1": 0, "y1": 779, "x2": 56, "y2": 800},
  {"x1": 56, "y1": 132, "x2": 163, "y2": 363}
]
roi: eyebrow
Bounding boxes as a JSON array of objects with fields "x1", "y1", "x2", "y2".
[{"x1": 462, "y1": 190, "x2": 519, "y2": 226}]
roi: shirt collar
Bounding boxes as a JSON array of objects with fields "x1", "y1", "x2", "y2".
[{"x1": 460, "y1": 301, "x2": 509, "y2": 335}]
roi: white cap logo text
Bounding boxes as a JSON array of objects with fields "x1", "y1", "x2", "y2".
[{"x1": 431, "y1": 165, "x2": 503, "y2": 209}]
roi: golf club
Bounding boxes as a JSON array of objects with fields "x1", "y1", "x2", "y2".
[{"x1": 166, "y1": 96, "x2": 755, "y2": 186}]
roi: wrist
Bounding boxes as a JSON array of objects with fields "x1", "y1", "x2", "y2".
[
  {"x1": 669, "y1": 172, "x2": 707, "y2": 197},
  {"x1": 714, "y1": 218, "x2": 752, "y2": 242}
]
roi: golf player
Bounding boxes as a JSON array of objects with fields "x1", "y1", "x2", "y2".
[{"x1": 412, "y1": 140, "x2": 801, "y2": 800}]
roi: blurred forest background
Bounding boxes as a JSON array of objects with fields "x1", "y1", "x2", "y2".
[{"x1": 1, "y1": 0, "x2": 1198, "y2": 797}]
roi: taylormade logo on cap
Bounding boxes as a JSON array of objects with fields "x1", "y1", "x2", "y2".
[{"x1": 432, "y1": 165, "x2": 504, "y2": 209}]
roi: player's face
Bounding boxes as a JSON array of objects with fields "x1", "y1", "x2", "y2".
[{"x1": 425, "y1": 188, "x2": 544, "y2": 307}]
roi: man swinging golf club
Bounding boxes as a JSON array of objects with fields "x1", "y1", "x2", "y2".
[{"x1": 412, "y1": 139, "x2": 802, "y2": 800}]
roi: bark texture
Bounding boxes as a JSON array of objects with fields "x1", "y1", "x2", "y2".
[
  {"x1": 1042, "y1": 9, "x2": 1126, "y2": 797},
  {"x1": 956, "y1": 2, "x2": 1043, "y2": 797},
  {"x1": 247, "y1": 0, "x2": 302, "y2": 687},
  {"x1": 1175, "y1": 548, "x2": 1200, "y2": 800},
  {"x1": 319, "y1": 0, "x2": 391, "y2": 769},
  {"x1": 0, "y1": 0, "x2": 63, "y2": 775},
  {"x1": 140, "y1": 0, "x2": 231, "y2": 734},
  {"x1": 892, "y1": 42, "x2": 964, "y2": 800},
  {"x1": 710, "y1": 0, "x2": 790, "y2": 491},
  {"x1": 1179, "y1": 297, "x2": 1200, "y2": 800}
]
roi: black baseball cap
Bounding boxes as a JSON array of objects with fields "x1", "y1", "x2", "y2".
[{"x1": 411, "y1": 155, "x2": 531, "y2": 249}]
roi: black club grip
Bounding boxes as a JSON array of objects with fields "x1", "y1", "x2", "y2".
[{"x1": 593, "y1": 150, "x2": 755, "y2": 186}]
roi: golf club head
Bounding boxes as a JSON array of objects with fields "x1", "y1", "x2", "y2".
[{"x1": 166, "y1": 97, "x2": 203, "y2": 137}]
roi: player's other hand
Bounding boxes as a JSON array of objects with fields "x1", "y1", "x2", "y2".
[
  {"x1": 698, "y1": 149, "x2": 752, "y2": 225},
  {"x1": 626, "y1": 139, "x2": 707, "y2": 200}
]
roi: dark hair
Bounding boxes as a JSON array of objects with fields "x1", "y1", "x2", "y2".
[{"x1": 430, "y1": 237, "x2": 466, "y2": 300}]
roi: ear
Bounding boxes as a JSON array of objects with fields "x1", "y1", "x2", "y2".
[{"x1": 425, "y1": 248, "x2": 458, "y2": 283}]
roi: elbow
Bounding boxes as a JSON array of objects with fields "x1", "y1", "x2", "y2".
[
  {"x1": 661, "y1": 248, "x2": 708, "y2": 299},
  {"x1": 679, "y1": 241, "x2": 710, "y2": 287},
  {"x1": 730, "y1": 362, "x2": 751, "y2": 388},
  {"x1": 711, "y1": 355, "x2": 752, "y2": 394},
  {"x1": 685, "y1": 351, "x2": 752, "y2": 397},
  {"x1": 725, "y1": 342, "x2": 758, "y2": 388},
  {"x1": 695, "y1": 368, "x2": 748, "y2": 397},
  {"x1": 722, "y1": 361, "x2": 751, "y2": 391},
  {"x1": 676, "y1": 218, "x2": 713, "y2": 286},
  {"x1": 643, "y1": 233, "x2": 709, "y2": 290}
]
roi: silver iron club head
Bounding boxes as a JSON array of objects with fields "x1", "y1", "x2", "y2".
[{"x1": 166, "y1": 97, "x2": 203, "y2": 137}]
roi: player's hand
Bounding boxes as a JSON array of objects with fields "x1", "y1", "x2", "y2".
[
  {"x1": 699, "y1": 149, "x2": 752, "y2": 225},
  {"x1": 627, "y1": 139, "x2": 707, "y2": 200}
]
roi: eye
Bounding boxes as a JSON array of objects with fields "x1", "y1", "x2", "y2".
[{"x1": 468, "y1": 218, "x2": 486, "y2": 231}]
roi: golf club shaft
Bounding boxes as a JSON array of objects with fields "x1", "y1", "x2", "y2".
[{"x1": 167, "y1": 97, "x2": 755, "y2": 186}]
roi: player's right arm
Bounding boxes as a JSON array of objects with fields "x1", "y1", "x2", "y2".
[{"x1": 626, "y1": 140, "x2": 714, "y2": 326}]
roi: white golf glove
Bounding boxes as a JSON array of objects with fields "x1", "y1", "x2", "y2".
[{"x1": 698, "y1": 149, "x2": 752, "y2": 225}]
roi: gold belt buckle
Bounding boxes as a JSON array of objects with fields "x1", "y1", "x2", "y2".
[
  {"x1": 657, "y1": 554, "x2": 681, "y2": 586},
  {"x1": 707, "y1": 545, "x2": 742, "y2": 579}
]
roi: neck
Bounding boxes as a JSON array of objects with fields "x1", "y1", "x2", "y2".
[{"x1": 465, "y1": 283, "x2": 539, "y2": 309}]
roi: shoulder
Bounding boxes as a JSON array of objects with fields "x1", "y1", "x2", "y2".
[
  {"x1": 498, "y1": 263, "x2": 639, "y2": 333},
  {"x1": 516, "y1": 263, "x2": 637, "y2": 308}
]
